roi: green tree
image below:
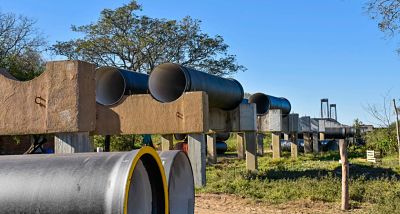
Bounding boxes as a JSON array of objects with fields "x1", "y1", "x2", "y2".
[
  {"x1": 364, "y1": 124, "x2": 397, "y2": 155},
  {"x1": 0, "y1": 11, "x2": 46, "y2": 80},
  {"x1": 366, "y1": 0, "x2": 400, "y2": 53},
  {"x1": 52, "y1": 1, "x2": 246, "y2": 76}
]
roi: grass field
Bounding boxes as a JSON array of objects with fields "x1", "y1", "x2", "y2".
[{"x1": 197, "y1": 136, "x2": 400, "y2": 213}]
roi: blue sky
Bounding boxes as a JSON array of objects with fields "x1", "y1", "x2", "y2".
[{"x1": 1, "y1": 0, "x2": 399, "y2": 125}]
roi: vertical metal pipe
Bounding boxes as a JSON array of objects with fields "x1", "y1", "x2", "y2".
[
  {"x1": 149, "y1": 63, "x2": 244, "y2": 110},
  {"x1": 96, "y1": 67, "x2": 149, "y2": 106}
]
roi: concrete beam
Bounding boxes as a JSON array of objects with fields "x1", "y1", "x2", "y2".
[
  {"x1": 188, "y1": 133, "x2": 206, "y2": 187},
  {"x1": 96, "y1": 92, "x2": 209, "y2": 135},
  {"x1": 0, "y1": 61, "x2": 96, "y2": 135},
  {"x1": 54, "y1": 132, "x2": 92, "y2": 153}
]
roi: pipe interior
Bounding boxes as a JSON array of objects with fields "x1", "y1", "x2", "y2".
[
  {"x1": 96, "y1": 67, "x2": 126, "y2": 105},
  {"x1": 149, "y1": 64, "x2": 187, "y2": 103},
  {"x1": 249, "y1": 93, "x2": 270, "y2": 115},
  {"x1": 168, "y1": 153, "x2": 195, "y2": 214},
  {"x1": 133, "y1": 154, "x2": 166, "y2": 214},
  {"x1": 127, "y1": 160, "x2": 152, "y2": 214}
]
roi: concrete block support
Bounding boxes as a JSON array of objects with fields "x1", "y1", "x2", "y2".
[
  {"x1": 284, "y1": 133, "x2": 289, "y2": 141},
  {"x1": 256, "y1": 134, "x2": 264, "y2": 156},
  {"x1": 236, "y1": 133, "x2": 246, "y2": 159},
  {"x1": 290, "y1": 133, "x2": 298, "y2": 159},
  {"x1": 304, "y1": 132, "x2": 312, "y2": 153},
  {"x1": 206, "y1": 133, "x2": 217, "y2": 164},
  {"x1": 272, "y1": 132, "x2": 281, "y2": 159},
  {"x1": 312, "y1": 132, "x2": 320, "y2": 153},
  {"x1": 54, "y1": 132, "x2": 92, "y2": 154},
  {"x1": 245, "y1": 132, "x2": 258, "y2": 171},
  {"x1": 188, "y1": 133, "x2": 206, "y2": 187},
  {"x1": 161, "y1": 134, "x2": 174, "y2": 151}
]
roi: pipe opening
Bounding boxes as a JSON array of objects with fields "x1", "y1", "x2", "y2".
[
  {"x1": 149, "y1": 63, "x2": 187, "y2": 103},
  {"x1": 168, "y1": 152, "x2": 195, "y2": 214},
  {"x1": 130, "y1": 154, "x2": 166, "y2": 214},
  {"x1": 127, "y1": 160, "x2": 152, "y2": 213},
  {"x1": 96, "y1": 67, "x2": 126, "y2": 106},
  {"x1": 249, "y1": 93, "x2": 270, "y2": 115}
]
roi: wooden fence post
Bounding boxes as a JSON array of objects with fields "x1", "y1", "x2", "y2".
[{"x1": 339, "y1": 139, "x2": 349, "y2": 211}]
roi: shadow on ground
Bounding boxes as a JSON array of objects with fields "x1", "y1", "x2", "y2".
[{"x1": 243, "y1": 163, "x2": 400, "y2": 181}]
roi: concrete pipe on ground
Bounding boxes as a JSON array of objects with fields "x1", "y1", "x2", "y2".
[
  {"x1": 248, "y1": 92, "x2": 291, "y2": 115},
  {"x1": 0, "y1": 147, "x2": 168, "y2": 214},
  {"x1": 96, "y1": 66, "x2": 149, "y2": 106},
  {"x1": 158, "y1": 151, "x2": 195, "y2": 214},
  {"x1": 149, "y1": 63, "x2": 244, "y2": 110}
]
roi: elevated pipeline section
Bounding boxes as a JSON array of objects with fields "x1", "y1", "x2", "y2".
[
  {"x1": 96, "y1": 66, "x2": 149, "y2": 106},
  {"x1": 149, "y1": 63, "x2": 244, "y2": 110},
  {"x1": 324, "y1": 127, "x2": 356, "y2": 139},
  {"x1": 159, "y1": 151, "x2": 195, "y2": 214},
  {"x1": 248, "y1": 92, "x2": 291, "y2": 116},
  {"x1": 0, "y1": 147, "x2": 168, "y2": 213}
]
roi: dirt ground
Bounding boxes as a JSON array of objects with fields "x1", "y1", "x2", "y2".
[{"x1": 195, "y1": 193, "x2": 369, "y2": 214}]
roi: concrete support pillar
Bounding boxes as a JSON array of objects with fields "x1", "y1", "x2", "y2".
[
  {"x1": 188, "y1": 133, "x2": 206, "y2": 187},
  {"x1": 161, "y1": 134, "x2": 174, "y2": 151},
  {"x1": 54, "y1": 132, "x2": 92, "y2": 154},
  {"x1": 320, "y1": 132, "x2": 325, "y2": 141},
  {"x1": 245, "y1": 132, "x2": 258, "y2": 171},
  {"x1": 256, "y1": 133, "x2": 264, "y2": 156},
  {"x1": 272, "y1": 132, "x2": 281, "y2": 159},
  {"x1": 304, "y1": 132, "x2": 312, "y2": 153},
  {"x1": 312, "y1": 132, "x2": 320, "y2": 154},
  {"x1": 284, "y1": 133, "x2": 289, "y2": 141},
  {"x1": 206, "y1": 133, "x2": 217, "y2": 164},
  {"x1": 290, "y1": 133, "x2": 298, "y2": 159},
  {"x1": 236, "y1": 133, "x2": 246, "y2": 159}
]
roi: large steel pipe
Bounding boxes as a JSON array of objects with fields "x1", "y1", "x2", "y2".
[
  {"x1": 324, "y1": 127, "x2": 355, "y2": 139},
  {"x1": 96, "y1": 67, "x2": 149, "y2": 106},
  {"x1": 158, "y1": 151, "x2": 195, "y2": 214},
  {"x1": 149, "y1": 63, "x2": 244, "y2": 110},
  {"x1": 0, "y1": 147, "x2": 168, "y2": 213},
  {"x1": 248, "y1": 93, "x2": 291, "y2": 115}
]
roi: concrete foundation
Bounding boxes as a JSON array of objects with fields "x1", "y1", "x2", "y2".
[
  {"x1": 236, "y1": 133, "x2": 246, "y2": 159},
  {"x1": 290, "y1": 133, "x2": 298, "y2": 159},
  {"x1": 272, "y1": 132, "x2": 281, "y2": 159},
  {"x1": 245, "y1": 132, "x2": 257, "y2": 171},
  {"x1": 304, "y1": 132, "x2": 312, "y2": 153},
  {"x1": 206, "y1": 133, "x2": 217, "y2": 164},
  {"x1": 256, "y1": 134, "x2": 264, "y2": 156},
  {"x1": 312, "y1": 132, "x2": 319, "y2": 153}
]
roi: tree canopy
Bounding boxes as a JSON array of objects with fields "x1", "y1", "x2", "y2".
[
  {"x1": 52, "y1": 1, "x2": 245, "y2": 76},
  {"x1": 366, "y1": 0, "x2": 400, "y2": 53},
  {"x1": 0, "y1": 11, "x2": 46, "y2": 80}
]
